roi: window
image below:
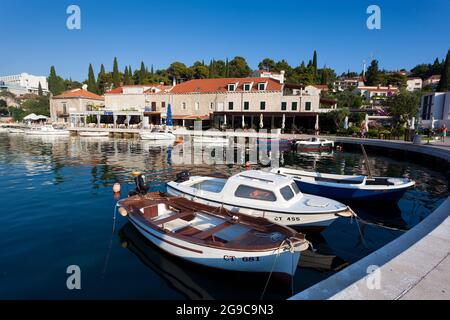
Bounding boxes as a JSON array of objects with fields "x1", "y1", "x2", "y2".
[
  {"x1": 281, "y1": 102, "x2": 287, "y2": 111},
  {"x1": 305, "y1": 102, "x2": 311, "y2": 111},
  {"x1": 62, "y1": 103, "x2": 67, "y2": 115},
  {"x1": 234, "y1": 185, "x2": 277, "y2": 202},
  {"x1": 280, "y1": 185, "x2": 295, "y2": 201},
  {"x1": 161, "y1": 102, "x2": 166, "y2": 109},
  {"x1": 292, "y1": 102, "x2": 298, "y2": 111},
  {"x1": 209, "y1": 102, "x2": 214, "y2": 110},
  {"x1": 257, "y1": 83, "x2": 266, "y2": 90},
  {"x1": 195, "y1": 102, "x2": 199, "y2": 111},
  {"x1": 181, "y1": 102, "x2": 187, "y2": 110},
  {"x1": 228, "y1": 84, "x2": 236, "y2": 91},
  {"x1": 243, "y1": 83, "x2": 251, "y2": 91},
  {"x1": 291, "y1": 182, "x2": 300, "y2": 194},
  {"x1": 228, "y1": 101, "x2": 234, "y2": 110},
  {"x1": 260, "y1": 101, "x2": 266, "y2": 110},
  {"x1": 151, "y1": 101, "x2": 157, "y2": 111},
  {"x1": 244, "y1": 101, "x2": 249, "y2": 110}
]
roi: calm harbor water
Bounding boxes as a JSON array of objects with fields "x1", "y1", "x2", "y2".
[{"x1": 0, "y1": 133, "x2": 448, "y2": 299}]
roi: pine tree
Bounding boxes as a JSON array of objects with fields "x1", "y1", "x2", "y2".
[
  {"x1": 437, "y1": 49, "x2": 450, "y2": 92},
  {"x1": 365, "y1": 59, "x2": 381, "y2": 86},
  {"x1": 38, "y1": 82, "x2": 43, "y2": 96},
  {"x1": 87, "y1": 64, "x2": 97, "y2": 93},
  {"x1": 112, "y1": 57, "x2": 120, "y2": 88}
]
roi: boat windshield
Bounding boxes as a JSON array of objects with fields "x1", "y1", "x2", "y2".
[
  {"x1": 234, "y1": 185, "x2": 277, "y2": 202},
  {"x1": 191, "y1": 180, "x2": 225, "y2": 193},
  {"x1": 291, "y1": 182, "x2": 300, "y2": 194},
  {"x1": 280, "y1": 185, "x2": 294, "y2": 201}
]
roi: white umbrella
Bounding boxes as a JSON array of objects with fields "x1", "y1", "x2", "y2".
[
  {"x1": 314, "y1": 114, "x2": 319, "y2": 131},
  {"x1": 431, "y1": 116, "x2": 436, "y2": 130},
  {"x1": 241, "y1": 115, "x2": 245, "y2": 128},
  {"x1": 344, "y1": 116, "x2": 349, "y2": 129},
  {"x1": 24, "y1": 113, "x2": 38, "y2": 121},
  {"x1": 282, "y1": 114, "x2": 286, "y2": 130},
  {"x1": 259, "y1": 114, "x2": 264, "y2": 129},
  {"x1": 364, "y1": 113, "x2": 369, "y2": 131},
  {"x1": 223, "y1": 114, "x2": 227, "y2": 126}
]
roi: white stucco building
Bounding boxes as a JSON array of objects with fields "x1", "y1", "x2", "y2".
[
  {"x1": 419, "y1": 92, "x2": 450, "y2": 129},
  {"x1": 0, "y1": 73, "x2": 49, "y2": 95},
  {"x1": 406, "y1": 77, "x2": 423, "y2": 92}
]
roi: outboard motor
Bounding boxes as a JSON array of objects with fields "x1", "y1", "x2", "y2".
[
  {"x1": 175, "y1": 171, "x2": 190, "y2": 183},
  {"x1": 128, "y1": 171, "x2": 149, "y2": 197}
]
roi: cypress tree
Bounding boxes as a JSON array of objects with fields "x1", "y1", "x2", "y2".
[
  {"x1": 150, "y1": 64, "x2": 154, "y2": 75},
  {"x1": 437, "y1": 49, "x2": 450, "y2": 92},
  {"x1": 365, "y1": 59, "x2": 381, "y2": 86},
  {"x1": 139, "y1": 61, "x2": 146, "y2": 84},
  {"x1": 112, "y1": 57, "x2": 120, "y2": 88},
  {"x1": 38, "y1": 82, "x2": 43, "y2": 96},
  {"x1": 312, "y1": 50, "x2": 318, "y2": 71},
  {"x1": 48, "y1": 66, "x2": 65, "y2": 95},
  {"x1": 225, "y1": 58, "x2": 229, "y2": 78},
  {"x1": 87, "y1": 64, "x2": 97, "y2": 93}
]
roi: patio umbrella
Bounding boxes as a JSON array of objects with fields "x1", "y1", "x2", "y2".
[
  {"x1": 23, "y1": 113, "x2": 38, "y2": 121},
  {"x1": 241, "y1": 115, "x2": 245, "y2": 128},
  {"x1": 166, "y1": 103, "x2": 173, "y2": 126},
  {"x1": 344, "y1": 116, "x2": 349, "y2": 129},
  {"x1": 431, "y1": 116, "x2": 436, "y2": 130},
  {"x1": 314, "y1": 114, "x2": 319, "y2": 131},
  {"x1": 282, "y1": 114, "x2": 285, "y2": 130},
  {"x1": 259, "y1": 114, "x2": 264, "y2": 129},
  {"x1": 223, "y1": 114, "x2": 227, "y2": 126}
]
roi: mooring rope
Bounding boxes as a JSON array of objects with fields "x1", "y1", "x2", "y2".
[
  {"x1": 260, "y1": 240, "x2": 287, "y2": 300},
  {"x1": 102, "y1": 202, "x2": 120, "y2": 278}
]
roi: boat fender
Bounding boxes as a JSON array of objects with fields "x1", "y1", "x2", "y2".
[
  {"x1": 175, "y1": 171, "x2": 190, "y2": 182},
  {"x1": 118, "y1": 207, "x2": 128, "y2": 217},
  {"x1": 112, "y1": 183, "x2": 121, "y2": 194}
]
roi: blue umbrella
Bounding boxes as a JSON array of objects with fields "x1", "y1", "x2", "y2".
[{"x1": 166, "y1": 103, "x2": 173, "y2": 126}]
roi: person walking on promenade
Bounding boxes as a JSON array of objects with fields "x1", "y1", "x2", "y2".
[{"x1": 440, "y1": 123, "x2": 448, "y2": 142}]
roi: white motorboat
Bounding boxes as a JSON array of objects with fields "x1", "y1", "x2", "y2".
[
  {"x1": 140, "y1": 130, "x2": 176, "y2": 140},
  {"x1": 192, "y1": 136, "x2": 229, "y2": 146},
  {"x1": 26, "y1": 125, "x2": 70, "y2": 136},
  {"x1": 295, "y1": 137, "x2": 334, "y2": 150},
  {"x1": 271, "y1": 167, "x2": 415, "y2": 202},
  {"x1": 167, "y1": 170, "x2": 353, "y2": 228},
  {"x1": 79, "y1": 131, "x2": 110, "y2": 137},
  {"x1": 8, "y1": 128, "x2": 25, "y2": 134},
  {"x1": 117, "y1": 193, "x2": 309, "y2": 277}
]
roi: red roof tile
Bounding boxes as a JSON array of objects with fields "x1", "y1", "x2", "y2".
[
  {"x1": 53, "y1": 88, "x2": 104, "y2": 100},
  {"x1": 170, "y1": 77, "x2": 282, "y2": 94}
]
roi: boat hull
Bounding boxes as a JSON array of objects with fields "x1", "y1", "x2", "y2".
[
  {"x1": 167, "y1": 184, "x2": 339, "y2": 228},
  {"x1": 140, "y1": 133, "x2": 176, "y2": 140},
  {"x1": 79, "y1": 131, "x2": 109, "y2": 137},
  {"x1": 26, "y1": 131, "x2": 69, "y2": 136},
  {"x1": 294, "y1": 179, "x2": 409, "y2": 202},
  {"x1": 128, "y1": 213, "x2": 300, "y2": 276}
]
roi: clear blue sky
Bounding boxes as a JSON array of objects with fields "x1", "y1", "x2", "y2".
[{"x1": 1, "y1": 0, "x2": 449, "y2": 81}]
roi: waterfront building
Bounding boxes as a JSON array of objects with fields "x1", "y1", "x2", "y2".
[
  {"x1": 0, "y1": 73, "x2": 49, "y2": 95},
  {"x1": 406, "y1": 77, "x2": 423, "y2": 92},
  {"x1": 423, "y1": 75, "x2": 441, "y2": 89},
  {"x1": 354, "y1": 85, "x2": 399, "y2": 104},
  {"x1": 419, "y1": 92, "x2": 450, "y2": 128},
  {"x1": 50, "y1": 88, "x2": 104, "y2": 124},
  {"x1": 333, "y1": 76, "x2": 365, "y2": 92}
]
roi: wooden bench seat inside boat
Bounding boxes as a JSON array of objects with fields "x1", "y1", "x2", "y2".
[
  {"x1": 154, "y1": 211, "x2": 194, "y2": 226},
  {"x1": 192, "y1": 222, "x2": 233, "y2": 240}
]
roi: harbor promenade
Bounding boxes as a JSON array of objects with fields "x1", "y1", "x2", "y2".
[{"x1": 290, "y1": 138, "x2": 450, "y2": 300}]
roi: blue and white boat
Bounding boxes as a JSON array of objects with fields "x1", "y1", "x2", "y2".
[{"x1": 271, "y1": 168, "x2": 415, "y2": 202}]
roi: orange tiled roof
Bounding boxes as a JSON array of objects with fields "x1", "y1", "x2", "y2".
[
  {"x1": 53, "y1": 88, "x2": 104, "y2": 100},
  {"x1": 170, "y1": 77, "x2": 282, "y2": 94}
]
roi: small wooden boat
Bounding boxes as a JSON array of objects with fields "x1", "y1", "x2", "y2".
[
  {"x1": 117, "y1": 193, "x2": 309, "y2": 277},
  {"x1": 271, "y1": 168, "x2": 415, "y2": 202},
  {"x1": 295, "y1": 137, "x2": 334, "y2": 150},
  {"x1": 79, "y1": 131, "x2": 109, "y2": 137},
  {"x1": 167, "y1": 170, "x2": 354, "y2": 227},
  {"x1": 140, "y1": 130, "x2": 175, "y2": 140}
]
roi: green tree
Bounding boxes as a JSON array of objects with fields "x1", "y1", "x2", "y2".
[
  {"x1": 47, "y1": 66, "x2": 65, "y2": 95},
  {"x1": 87, "y1": 64, "x2": 97, "y2": 93},
  {"x1": 326, "y1": 107, "x2": 350, "y2": 130},
  {"x1": 167, "y1": 62, "x2": 189, "y2": 82},
  {"x1": 191, "y1": 64, "x2": 209, "y2": 79},
  {"x1": 258, "y1": 58, "x2": 276, "y2": 71},
  {"x1": 139, "y1": 61, "x2": 147, "y2": 84},
  {"x1": 365, "y1": 59, "x2": 383, "y2": 86},
  {"x1": 312, "y1": 50, "x2": 318, "y2": 79},
  {"x1": 112, "y1": 57, "x2": 120, "y2": 88},
  {"x1": 388, "y1": 90, "x2": 421, "y2": 129},
  {"x1": 38, "y1": 82, "x2": 43, "y2": 96},
  {"x1": 228, "y1": 56, "x2": 252, "y2": 78},
  {"x1": 437, "y1": 49, "x2": 450, "y2": 92},
  {"x1": 97, "y1": 64, "x2": 112, "y2": 94},
  {"x1": 386, "y1": 73, "x2": 407, "y2": 88}
]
